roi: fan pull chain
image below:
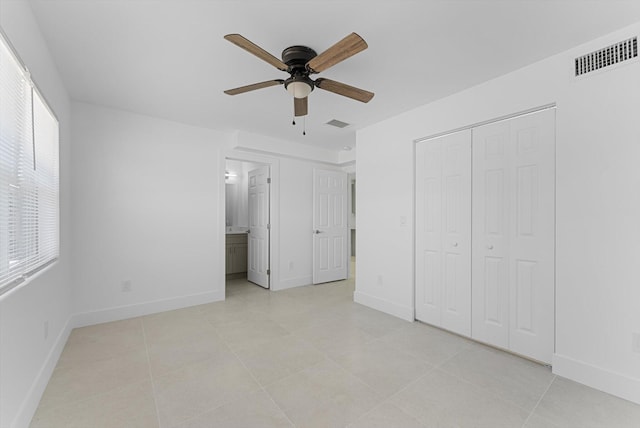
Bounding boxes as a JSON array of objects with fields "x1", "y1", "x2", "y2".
[
  {"x1": 292, "y1": 118, "x2": 296, "y2": 126},
  {"x1": 303, "y1": 117, "x2": 306, "y2": 136}
]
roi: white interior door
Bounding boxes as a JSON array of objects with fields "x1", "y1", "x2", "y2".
[
  {"x1": 415, "y1": 130, "x2": 472, "y2": 336},
  {"x1": 472, "y1": 109, "x2": 555, "y2": 363},
  {"x1": 247, "y1": 166, "x2": 270, "y2": 288},
  {"x1": 313, "y1": 169, "x2": 348, "y2": 284}
]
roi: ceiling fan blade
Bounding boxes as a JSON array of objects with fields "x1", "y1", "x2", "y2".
[
  {"x1": 224, "y1": 79, "x2": 284, "y2": 95},
  {"x1": 294, "y1": 97, "x2": 308, "y2": 117},
  {"x1": 224, "y1": 34, "x2": 288, "y2": 71},
  {"x1": 315, "y1": 78, "x2": 374, "y2": 103},
  {"x1": 306, "y1": 33, "x2": 368, "y2": 74}
]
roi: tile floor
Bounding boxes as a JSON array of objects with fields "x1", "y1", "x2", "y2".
[{"x1": 30, "y1": 270, "x2": 640, "y2": 427}]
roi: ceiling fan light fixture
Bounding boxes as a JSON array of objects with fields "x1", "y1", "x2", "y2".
[{"x1": 286, "y1": 80, "x2": 313, "y2": 99}]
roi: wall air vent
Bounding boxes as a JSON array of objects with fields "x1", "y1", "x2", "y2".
[
  {"x1": 326, "y1": 119, "x2": 350, "y2": 128},
  {"x1": 575, "y1": 36, "x2": 637, "y2": 76}
]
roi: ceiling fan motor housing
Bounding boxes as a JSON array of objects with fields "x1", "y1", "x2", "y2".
[
  {"x1": 282, "y1": 45, "x2": 317, "y2": 96},
  {"x1": 281, "y1": 45, "x2": 317, "y2": 69}
]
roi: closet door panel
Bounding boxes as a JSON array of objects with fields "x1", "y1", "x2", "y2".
[
  {"x1": 509, "y1": 109, "x2": 555, "y2": 363},
  {"x1": 415, "y1": 140, "x2": 443, "y2": 325},
  {"x1": 441, "y1": 134, "x2": 472, "y2": 336},
  {"x1": 472, "y1": 123, "x2": 510, "y2": 349},
  {"x1": 416, "y1": 130, "x2": 471, "y2": 336},
  {"x1": 472, "y1": 109, "x2": 555, "y2": 363}
]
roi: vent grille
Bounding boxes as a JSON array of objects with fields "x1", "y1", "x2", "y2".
[
  {"x1": 326, "y1": 119, "x2": 350, "y2": 128},
  {"x1": 575, "y1": 37, "x2": 637, "y2": 76}
]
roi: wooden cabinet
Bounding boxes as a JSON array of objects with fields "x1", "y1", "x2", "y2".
[{"x1": 226, "y1": 233, "x2": 248, "y2": 276}]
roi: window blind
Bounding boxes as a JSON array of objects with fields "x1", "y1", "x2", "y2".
[{"x1": 0, "y1": 32, "x2": 59, "y2": 295}]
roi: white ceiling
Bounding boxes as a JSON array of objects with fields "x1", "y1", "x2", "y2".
[{"x1": 27, "y1": 0, "x2": 640, "y2": 151}]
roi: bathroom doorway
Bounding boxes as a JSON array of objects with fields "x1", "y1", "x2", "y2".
[{"x1": 225, "y1": 159, "x2": 271, "y2": 293}]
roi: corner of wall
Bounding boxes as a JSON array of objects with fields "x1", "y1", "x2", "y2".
[
  {"x1": 354, "y1": 290, "x2": 414, "y2": 322},
  {"x1": 10, "y1": 316, "x2": 73, "y2": 428}
]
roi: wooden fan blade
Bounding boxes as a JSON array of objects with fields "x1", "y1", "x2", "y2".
[
  {"x1": 306, "y1": 33, "x2": 368, "y2": 74},
  {"x1": 224, "y1": 80, "x2": 284, "y2": 95},
  {"x1": 315, "y1": 78, "x2": 374, "y2": 103},
  {"x1": 224, "y1": 34, "x2": 288, "y2": 71},
  {"x1": 294, "y1": 97, "x2": 308, "y2": 117}
]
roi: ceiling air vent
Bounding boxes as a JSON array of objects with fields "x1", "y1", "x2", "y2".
[
  {"x1": 575, "y1": 36, "x2": 637, "y2": 76},
  {"x1": 326, "y1": 119, "x2": 350, "y2": 128}
]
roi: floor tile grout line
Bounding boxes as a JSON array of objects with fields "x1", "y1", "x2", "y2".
[
  {"x1": 432, "y1": 365, "x2": 539, "y2": 416},
  {"x1": 225, "y1": 342, "x2": 298, "y2": 427},
  {"x1": 32, "y1": 322, "x2": 154, "y2": 419},
  {"x1": 520, "y1": 374, "x2": 557, "y2": 428},
  {"x1": 209, "y1": 299, "x2": 298, "y2": 426},
  {"x1": 390, "y1": 364, "x2": 437, "y2": 398},
  {"x1": 143, "y1": 320, "x2": 263, "y2": 427},
  {"x1": 140, "y1": 317, "x2": 163, "y2": 427},
  {"x1": 163, "y1": 339, "x2": 266, "y2": 428}
]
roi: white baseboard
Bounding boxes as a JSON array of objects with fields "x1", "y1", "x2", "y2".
[
  {"x1": 12, "y1": 316, "x2": 73, "y2": 428},
  {"x1": 553, "y1": 353, "x2": 640, "y2": 405},
  {"x1": 354, "y1": 290, "x2": 414, "y2": 322},
  {"x1": 273, "y1": 275, "x2": 312, "y2": 291},
  {"x1": 72, "y1": 290, "x2": 225, "y2": 328}
]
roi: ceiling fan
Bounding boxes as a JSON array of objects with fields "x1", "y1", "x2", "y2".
[{"x1": 223, "y1": 33, "x2": 374, "y2": 119}]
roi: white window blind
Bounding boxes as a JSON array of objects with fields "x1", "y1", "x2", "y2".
[{"x1": 0, "y1": 33, "x2": 59, "y2": 295}]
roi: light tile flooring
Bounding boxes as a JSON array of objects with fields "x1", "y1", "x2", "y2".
[{"x1": 30, "y1": 271, "x2": 640, "y2": 427}]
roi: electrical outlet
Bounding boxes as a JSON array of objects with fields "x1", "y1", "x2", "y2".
[
  {"x1": 121, "y1": 279, "x2": 132, "y2": 292},
  {"x1": 44, "y1": 321, "x2": 49, "y2": 340},
  {"x1": 633, "y1": 333, "x2": 640, "y2": 354}
]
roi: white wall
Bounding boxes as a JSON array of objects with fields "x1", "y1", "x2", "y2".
[
  {"x1": 0, "y1": 2, "x2": 73, "y2": 427},
  {"x1": 356, "y1": 23, "x2": 640, "y2": 403},
  {"x1": 71, "y1": 102, "x2": 232, "y2": 324}
]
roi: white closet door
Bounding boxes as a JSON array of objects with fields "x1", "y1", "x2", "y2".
[
  {"x1": 416, "y1": 138, "x2": 443, "y2": 326},
  {"x1": 508, "y1": 109, "x2": 556, "y2": 363},
  {"x1": 416, "y1": 130, "x2": 471, "y2": 336},
  {"x1": 472, "y1": 109, "x2": 555, "y2": 363},
  {"x1": 471, "y1": 121, "x2": 511, "y2": 349}
]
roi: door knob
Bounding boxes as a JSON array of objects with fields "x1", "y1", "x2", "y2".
[
  {"x1": 452, "y1": 242, "x2": 458, "y2": 247},
  {"x1": 487, "y1": 244, "x2": 494, "y2": 250}
]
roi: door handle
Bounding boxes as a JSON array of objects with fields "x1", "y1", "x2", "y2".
[
  {"x1": 452, "y1": 242, "x2": 458, "y2": 247},
  {"x1": 313, "y1": 230, "x2": 323, "y2": 234},
  {"x1": 487, "y1": 244, "x2": 494, "y2": 250}
]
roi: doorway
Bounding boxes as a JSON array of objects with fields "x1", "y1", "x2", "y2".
[{"x1": 225, "y1": 159, "x2": 271, "y2": 294}]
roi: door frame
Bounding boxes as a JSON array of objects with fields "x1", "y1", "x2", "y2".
[{"x1": 219, "y1": 152, "x2": 280, "y2": 297}]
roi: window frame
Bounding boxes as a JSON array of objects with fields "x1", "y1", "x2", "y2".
[{"x1": 0, "y1": 29, "x2": 60, "y2": 296}]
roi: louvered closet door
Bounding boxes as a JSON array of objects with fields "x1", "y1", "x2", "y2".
[
  {"x1": 416, "y1": 130, "x2": 472, "y2": 336},
  {"x1": 472, "y1": 109, "x2": 555, "y2": 363}
]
